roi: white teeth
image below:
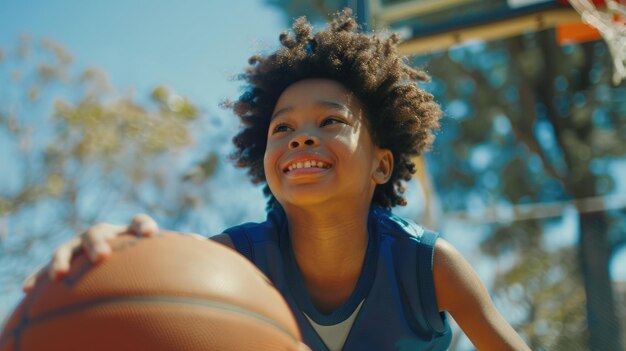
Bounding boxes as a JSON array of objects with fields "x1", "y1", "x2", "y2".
[{"x1": 286, "y1": 160, "x2": 329, "y2": 172}]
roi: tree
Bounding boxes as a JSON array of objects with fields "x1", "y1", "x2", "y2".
[
  {"x1": 0, "y1": 36, "x2": 219, "y2": 316},
  {"x1": 419, "y1": 30, "x2": 626, "y2": 350}
]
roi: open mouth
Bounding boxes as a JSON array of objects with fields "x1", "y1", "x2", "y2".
[{"x1": 284, "y1": 159, "x2": 331, "y2": 173}]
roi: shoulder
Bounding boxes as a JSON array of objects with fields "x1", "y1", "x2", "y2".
[
  {"x1": 372, "y1": 208, "x2": 426, "y2": 240},
  {"x1": 432, "y1": 239, "x2": 485, "y2": 313},
  {"x1": 209, "y1": 233, "x2": 235, "y2": 249},
  {"x1": 213, "y1": 213, "x2": 285, "y2": 258}
]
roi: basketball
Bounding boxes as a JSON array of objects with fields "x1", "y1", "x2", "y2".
[{"x1": 0, "y1": 232, "x2": 306, "y2": 351}]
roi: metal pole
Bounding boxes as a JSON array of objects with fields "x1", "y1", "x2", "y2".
[{"x1": 344, "y1": 0, "x2": 369, "y2": 31}]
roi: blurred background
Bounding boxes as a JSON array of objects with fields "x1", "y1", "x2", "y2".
[{"x1": 1, "y1": 0, "x2": 625, "y2": 350}]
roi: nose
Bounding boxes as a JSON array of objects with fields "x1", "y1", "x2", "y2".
[{"x1": 289, "y1": 133, "x2": 319, "y2": 149}]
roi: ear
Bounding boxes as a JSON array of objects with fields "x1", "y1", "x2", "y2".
[{"x1": 372, "y1": 149, "x2": 393, "y2": 185}]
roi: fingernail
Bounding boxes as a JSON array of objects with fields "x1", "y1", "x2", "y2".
[
  {"x1": 92, "y1": 243, "x2": 111, "y2": 261},
  {"x1": 138, "y1": 222, "x2": 148, "y2": 233},
  {"x1": 95, "y1": 242, "x2": 110, "y2": 253},
  {"x1": 139, "y1": 222, "x2": 155, "y2": 236},
  {"x1": 51, "y1": 262, "x2": 68, "y2": 278}
]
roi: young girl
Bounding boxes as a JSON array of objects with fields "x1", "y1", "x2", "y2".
[{"x1": 25, "y1": 10, "x2": 530, "y2": 351}]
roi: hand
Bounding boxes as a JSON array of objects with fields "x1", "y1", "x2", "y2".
[{"x1": 22, "y1": 214, "x2": 159, "y2": 292}]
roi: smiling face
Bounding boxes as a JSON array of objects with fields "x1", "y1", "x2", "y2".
[{"x1": 263, "y1": 79, "x2": 393, "y2": 209}]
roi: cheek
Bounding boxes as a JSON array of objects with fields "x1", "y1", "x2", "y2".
[
  {"x1": 332, "y1": 131, "x2": 359, "y2": 152},
  {"x1": 340, "y1": 131, "x2": 368, "y2": 155},
  {"x1": 263, "y1": 149, "x2": 272, "y2": 176}
]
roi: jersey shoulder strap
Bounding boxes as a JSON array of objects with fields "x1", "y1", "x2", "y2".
[
  {"x1": 224, "y1": 224, "x2": 254, "y2": 262},
  {"x1": 414, "y1": 229, "x2": 446, "y2": 333},
  {"x1": 377, "y1": 210, "x2": 447, "y2": 335},
  {"x1": 222, "y1": 206, "x2": 287, "y2": 263}
]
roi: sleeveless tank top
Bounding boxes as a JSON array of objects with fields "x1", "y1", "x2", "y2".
[{"x1": 224, "y1": 205, "x2": 452, "y2": 351}]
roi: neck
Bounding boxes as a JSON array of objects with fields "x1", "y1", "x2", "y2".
[
  {"x1": 281, "y1": 200, "x2": 371, "y2": 311},
  {"x1": 285, "y1": 201, "x2": 371, "y2": 267}
]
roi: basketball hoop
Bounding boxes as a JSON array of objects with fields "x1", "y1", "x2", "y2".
[{"x1": 567, "y1": 0, "x2": 626, "y2": 84}]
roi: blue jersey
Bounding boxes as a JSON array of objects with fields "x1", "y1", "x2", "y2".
[{"x1": 225, "y1": 205, "x2": 452, "y2": 351}]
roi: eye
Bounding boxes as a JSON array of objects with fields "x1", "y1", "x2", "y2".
[
  {"x1": 271, "y1": 123, "x2": 292, "y2": 134},
  {"x1": 320, "y1": 117, "x2": 345, "y2": 127}
]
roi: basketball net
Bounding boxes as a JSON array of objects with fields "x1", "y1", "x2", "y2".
[{"x1": 567, "y1": 0, "x2": 626, "y2": 84}]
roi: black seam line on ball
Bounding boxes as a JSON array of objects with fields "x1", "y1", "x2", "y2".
[{"x1": 5, "y1": 295, "x2": 298, "y2": 344}]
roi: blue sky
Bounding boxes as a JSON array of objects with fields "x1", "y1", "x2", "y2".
[{"x1": 0, "y1": 0, "x2": 285, "y2": 112}]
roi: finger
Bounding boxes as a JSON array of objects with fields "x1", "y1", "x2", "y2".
[
  {"x1": 49, "y1": 236, "x2": 82, "y2": 280},
  {"x1": 128, "y1": 213, "x2": 159, "y2": 237},
  {"x1": 22, "y1": 264, "x2": 47, "y2": 293},
  {"x1": 82, "y1": 223, "x2": 123, "y2": 263}
]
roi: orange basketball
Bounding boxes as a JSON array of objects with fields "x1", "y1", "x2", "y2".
[{"x1": 0, "y1": 232, "x2": 306, "y2": 351}]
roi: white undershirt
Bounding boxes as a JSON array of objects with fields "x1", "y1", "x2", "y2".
[{"x1": 303, "y1": 299, "x2": 366, "y2": 351}]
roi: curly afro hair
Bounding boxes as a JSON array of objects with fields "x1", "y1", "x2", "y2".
[{"x1": 230, "y1": 8, "x2": 441, "y2": 209}]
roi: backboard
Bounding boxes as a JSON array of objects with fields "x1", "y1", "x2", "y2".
[{"x1": 367, "y1": 0, "x2": 601, "y2": 54}]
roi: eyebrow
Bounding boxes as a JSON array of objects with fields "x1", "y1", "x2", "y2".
[{"x1": 271, "y1": 100, "x2": 352, "y2": 120}]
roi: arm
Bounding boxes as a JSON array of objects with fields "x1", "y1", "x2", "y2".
[{"x1": 433, "y1": 239, "x2": 530, "y2": 351}]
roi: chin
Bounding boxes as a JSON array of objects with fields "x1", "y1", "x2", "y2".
[{"x1": 276, "y1": 191, "x2": 336, "y2": 209}]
